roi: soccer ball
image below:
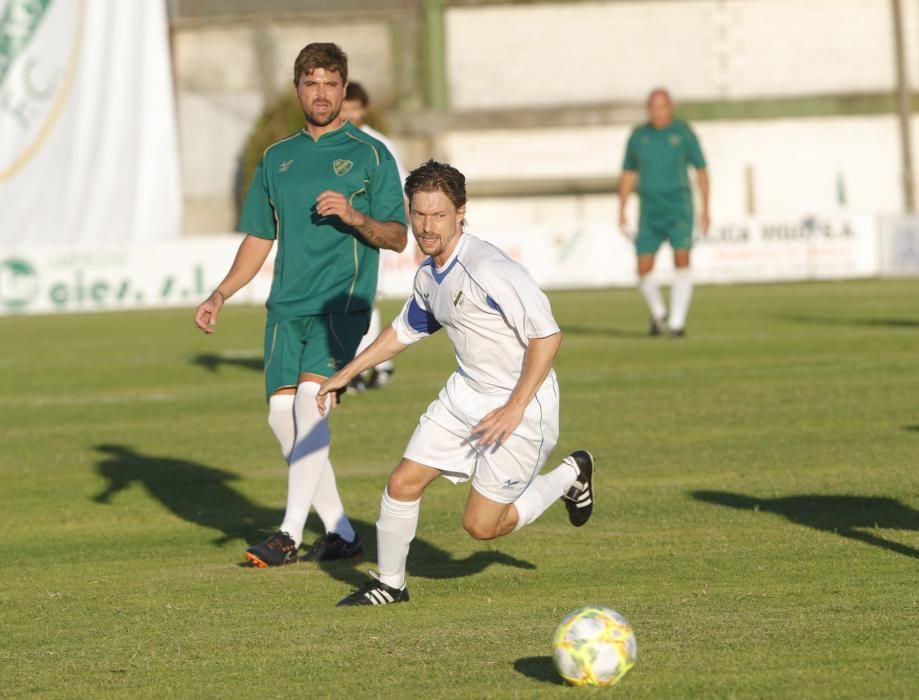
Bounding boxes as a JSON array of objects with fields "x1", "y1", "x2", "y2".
[{"x1": 552, "y1": 606, "x2": 637, "y2": 687}]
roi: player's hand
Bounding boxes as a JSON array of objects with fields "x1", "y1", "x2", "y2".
[
  {"x1": 316, "y1": 371, "x2": 349, "y2": 416},
  {"x1": 699, "y1": 209, "x2": 711, "y2": 235},
  {"x1": 618, "y1": 211, "x2": 633, "y2": 240},
  {"x1": 194, "y1": 291, "x2": 225, "y2": 334},
  {"x1": 472, "y1": 402, "x2": 526, "y2": 448},
  {"x1": 315, "y1": 190, "x2": 365, "y2": 228}
]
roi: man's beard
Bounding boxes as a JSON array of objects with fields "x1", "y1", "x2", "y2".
[{"x1": 304, "y1": 103, "x2": 340, "y2": 127}]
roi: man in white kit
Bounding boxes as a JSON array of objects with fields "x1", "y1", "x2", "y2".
[{"x1": 316, "y1": 160, "x2": 595, "y2": 607}]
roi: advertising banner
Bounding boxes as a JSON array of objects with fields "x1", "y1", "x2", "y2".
[
  {"x1": 0, "y1": 0, "x2": 181, "y2": 245},
  {"x1": 0, "y1": 215, "x2": 880, "y2": 316},
  {"x1": 878, "y1": 216, "x2": 919, "y2": 277}
]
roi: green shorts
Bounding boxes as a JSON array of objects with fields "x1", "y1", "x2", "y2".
[
  {"x1": 263, "y1": 310, "x2": 371, "y2": 396},
  {"x1": 636, "y1": 190, "x2": 694, "y2": 256}
]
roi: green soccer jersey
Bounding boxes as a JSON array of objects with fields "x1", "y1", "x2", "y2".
[
  {"x1": 622, "y1": 120, "x2": 706, "y2": 194},
  {"x1": 240, "y1": 121, "x2": 406, "y2": 319}
]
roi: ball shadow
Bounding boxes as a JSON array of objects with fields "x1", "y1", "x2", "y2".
[{"x1": 513, "y1": 656, "x2": 565, "y2": 686}]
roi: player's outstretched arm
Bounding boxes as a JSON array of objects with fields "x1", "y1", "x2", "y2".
[
  {"x1": 315, "y1": 190, "x2": 407, "y2": 252},
  {"x1": 317, "y1": 325, "x2": 410, "y2": 415},
  {"x1": 193, "y1": 234, "x2": 274, "y2": 334},
  {"x1": 472, "y1": 331, "x2": 563, "y2": 447}
]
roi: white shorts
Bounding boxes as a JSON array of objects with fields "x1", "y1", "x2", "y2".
[{"x1": 403, "y1": 371, "x2": 560, "y2": 503}]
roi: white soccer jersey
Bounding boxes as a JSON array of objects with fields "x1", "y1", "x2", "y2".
[{"x1": 391, "y1": 234, "x2": 560, "y2": 394}]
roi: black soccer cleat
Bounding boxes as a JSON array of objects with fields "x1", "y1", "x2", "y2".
[
  {"x1": 300, "y1": 532, "x2": 363, "y2": 562},
  {"x1": 368, "y1": 368, "x2": 394, "y2": 389},
  {"x1": 336, "y1": 570, "x2": 409, "y2": 607},
  {"x1": 244, "y1": 530, "x2": 298, "y2": 568},
  {"x1": 649, "y1": 317, "x2": 666, "y2": 337},
  {"x1": 669, "y1": 328, "x2": 686, "y2": 338},
  {"x1": 561, "y1": 450, "x2": 595, "y2": 527}
]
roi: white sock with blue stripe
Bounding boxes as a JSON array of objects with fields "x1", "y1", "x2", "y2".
[{"x1": 512, "y1": 459, "x2": 579, "y2": 532}]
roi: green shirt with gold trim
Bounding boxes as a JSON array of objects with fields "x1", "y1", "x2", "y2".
[
  {"x1": 240, "y1": 121, "x2": 406, "y2": 319},
  {"x1": 622, "y1": 119, "x2": 706, "y2": 195}
]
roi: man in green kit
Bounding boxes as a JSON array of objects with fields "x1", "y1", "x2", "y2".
[
  {"x1": 193, "y1": 43, "x2": 407, "y2": 566},
  {"x1": 618, "y1": 88, "x2": 710, "y2": 337}
]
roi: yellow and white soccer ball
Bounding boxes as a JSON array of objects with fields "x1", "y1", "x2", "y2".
[{"x1": 552, "y1": 606, "x2": 637, "y2": 687}]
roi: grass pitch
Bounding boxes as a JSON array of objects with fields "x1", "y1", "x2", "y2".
[{"x1": 1, "y1": 279, "x2": 917, "y2": 698}]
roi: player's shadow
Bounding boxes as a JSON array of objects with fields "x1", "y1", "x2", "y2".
[
  {"x1": 512, "y1": 656, "x2": 565, "y2": 686},
  {"x1": 902, "y1": 425, "x2": 919, "y2": 433},
  {"x1": 692, "y1": 490, "x2": 919, "y2": 559},
  {"x1": 91, "y1": 444, "x2": 535, "y2": 580},
  {"x1": 778, "y1": 314, "x2": 919, "y2": 329},
  {"x1": 192, "y1": 353, "x2": 263, "y2": 373},
  {"x1": 560, "y1": 324, "x2": 648, "y2": 339}
]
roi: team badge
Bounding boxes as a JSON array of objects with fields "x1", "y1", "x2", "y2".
[
  {"x1": 452, "y1": 290, "x2": 464, "y2": 307},
  {"x1": 669, "y1": 134, "x2": 682, "y2": 146},
  {"x1": 333, "y1": 159, "x2": 353, "y2": 176},
  {"x1": 279, "y1": 160, "x2": 294, "y2": 172}
]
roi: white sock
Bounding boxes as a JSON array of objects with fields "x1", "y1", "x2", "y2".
[
  {"x1": 278, "y1": 382, "x2": 333, "y2": 547},
  {"x1": 312, "y1": 460, "x2": 356, "y2": 542},
  {"x1": 267, "y1": 394, "x2": 296, "y2": 459},
  {"x1": 512, "y1": 458, "x2": 579, "y2": 532},
  {"x1": 669, "y1": 268, "x2": 693, "y2": 331},
  {"x1": 376, "y1": 488, "x2": 420, "y2": 589},
  {"x1": 268, "y1": 392, "x2": 355, "y2": 543},
  {"x1": 638, "y1": 273, "x2": 667, "y2": 321}
]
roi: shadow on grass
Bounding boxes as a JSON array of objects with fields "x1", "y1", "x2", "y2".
[
  {"x1": 692, "y1": 490, "x2": 919, "y2": 559},
  {"x1": 903, "y1": 425, "x2": 919, "y2": 433},
  {"x1": 560, "y1": 325, "x2": 648, "y2": 339},
  {"x1": 513, "y1": 656, "x2": 564, "y2": 686},
  {"x1": 91, "y1": 444, "x2": 535, "y2": 584},
  {"x1": 778, "y1": 314, "x2": 919, "y2": 329},
  {"x1": 192, "y1": 353, "x2": 263, "y2": 373}
]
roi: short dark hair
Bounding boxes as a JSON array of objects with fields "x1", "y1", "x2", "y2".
[
  {"x1": 405, "y1": 160, "x2": 467, "y2": 222},
  {"x1": 345, "y1": 81, "x2": 369, "y2": 106},
  {"x1": 293, "y1": 42, "x2": 348, "y2": 85}
]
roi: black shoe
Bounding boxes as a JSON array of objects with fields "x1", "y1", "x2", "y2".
[
  {"x1": 244, "y1": 530, "x2": 298, "y2": 568},
  {"x1": 561, "y1": 450, "x2": 595, "y2": 527},
  {"x1": 349, "y1": 375, "x2": 368, "y2": 393},
  {"x1": 300, "y1": 532, "x2": 362, "y2": 562},
  {"x1": 669, "y1": 328, "x2": 685, "y2": 338},
  {"x1": 368, "y1": 368, "x2": 394, "y2": 389},
  {"x1": 649, "y1": 317, "x2": 666, "y2": 336},
  {"x1": 336, "y1": 570, "x2": 409, "y2": 607}
]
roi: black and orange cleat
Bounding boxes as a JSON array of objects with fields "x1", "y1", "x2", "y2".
[{"x1": 244, "y1": 530, "x2": 298, "y2": 568}]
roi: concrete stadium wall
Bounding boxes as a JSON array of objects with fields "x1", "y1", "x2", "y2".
[
  {"x1": 446, "y1": 0, "x2": 919, "y2": 109},
  {"x1": 444, "y1": 115, "x2": 910, "y2": 235},
  {"x1": 171, "y1": 0, "x2": 919, "y2": 236}
]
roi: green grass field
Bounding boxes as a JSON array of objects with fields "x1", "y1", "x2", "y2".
[{"x1": 2, "y1": 279, "x2": 918, "y2": 698}]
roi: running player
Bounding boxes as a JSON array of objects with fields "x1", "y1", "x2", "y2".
[
  {"x1": 193, "y1": 43, "x2": 407, "y2": 566},
  {"x1": 316, "y1": 160, "x2": 595, "y2": 606},
  {"x1": 618, "y1": 88, "x2": 710, "y2": 337}
]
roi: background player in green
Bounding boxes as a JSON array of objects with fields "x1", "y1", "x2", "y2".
[
  {"x1": 193, "y1": 43, "x2": 407, "y2": 567},
  {"x1": 618, "y1": 88, "x2": 710, "y2": 337}
]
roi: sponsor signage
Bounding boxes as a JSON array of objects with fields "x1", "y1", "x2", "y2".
[{"x1": 0, "y1": 216, "x2": 882, "y2": 316}]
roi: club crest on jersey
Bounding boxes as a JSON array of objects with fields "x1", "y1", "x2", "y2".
[
  {"x1": 279, "y1": 160, "x2": 294, "y2": 172},
  {"x1": 452, "y1": 290, "x2": 464, "y2": 307},
  {"x1": 333, "y1": 159, "x2": 353, "y2": 176},
  {"x1": 669, "y1": 134, "x2": 682, "y2": 146}
]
